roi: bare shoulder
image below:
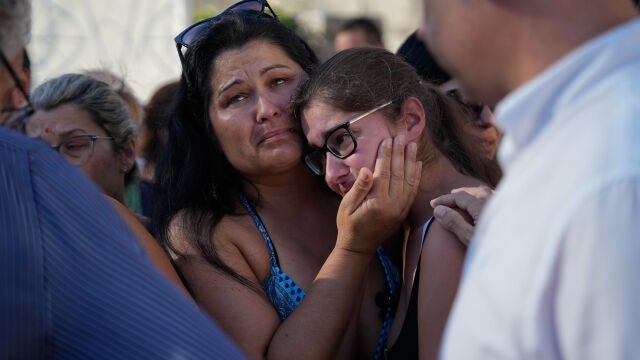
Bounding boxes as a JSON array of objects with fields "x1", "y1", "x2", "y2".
[
  {"x1": 417, "y1": 219, "x2": 466, "y2": 360},
  {"x1": 168, "y1": 209, "x2": 272, "y2": 284},
  {"x1": 420, "y1": 220, "x2": 466, "y2": 274},
  {"x1": 168, "y1": 210, "x2": 280, "y2": 359},
  {"x1": 166, "y1": 211, "x2": 198, "y2": 256}
]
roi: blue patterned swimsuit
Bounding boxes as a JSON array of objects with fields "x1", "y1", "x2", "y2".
[
  {"x1": 239, "y1": 194, "x2": 401, "y2": 359},
  {"x1": 239, "y1": 194, "x2": 305, "y2": 320}
]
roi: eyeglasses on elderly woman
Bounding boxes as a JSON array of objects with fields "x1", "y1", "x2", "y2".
[{"x1": 52, "y1": 135, "x2": 114, "y2": 167}]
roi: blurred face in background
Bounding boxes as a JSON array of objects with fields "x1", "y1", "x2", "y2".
[
  {"x1": 334, "y1": 29, "x2": 382, "y2": 52},
  {"x1": 419, "y1": 0, "x2": 513, "y2": 107},
  {"x1": 441, "y1": 79, "x2": 502, "y2": 160}
]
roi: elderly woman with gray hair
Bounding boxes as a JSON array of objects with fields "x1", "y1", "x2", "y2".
[
  {"x1": 26, "y1": 73, "x2": 137, "y2": 204},
  {"x1": 24, "y1": 72, "x2": 187, "y2": 293}
]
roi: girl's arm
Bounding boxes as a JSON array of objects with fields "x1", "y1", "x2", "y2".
[{"x1": 417, "y1": 221, "x2": 466, "y2": 360}]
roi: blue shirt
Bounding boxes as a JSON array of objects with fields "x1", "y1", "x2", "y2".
[{"x1": 0, "y1": 128, "x2": 246, "y2": 359}]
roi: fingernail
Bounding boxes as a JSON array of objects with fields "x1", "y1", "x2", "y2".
[
  {"x1": 383, "y1": 138, "x2": 392, "y2": 148},
  {"x1": 433, "y1": 205, "x2": 446, "y2": 219},
  {"x1": 408, "y1": 142, "x2": 417, "y2": 154}
]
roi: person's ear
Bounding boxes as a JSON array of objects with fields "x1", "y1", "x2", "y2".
[
  {"x1": 399, "y1": 96, "x2": 426, "y2": 142},
  {"x1": 119, "y1": 138, "x2": 136, "y2": 172}
]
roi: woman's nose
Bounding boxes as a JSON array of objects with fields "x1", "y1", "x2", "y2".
[
  {"x1": 256, "y1": 94, "x2": 282, "y2": 123},
  {"x1": 474, "y1": 105, "x2": 496, "y2": 128},
  {"x1": 324, "y1": 154, "x2": 348, "y2": 192}
]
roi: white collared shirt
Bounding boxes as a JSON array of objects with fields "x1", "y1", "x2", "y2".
[{"x1": 441, "y1": 18, "x2": 640, "y2": 359}]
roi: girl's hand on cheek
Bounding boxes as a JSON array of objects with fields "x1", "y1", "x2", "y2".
[{"x1": 336, "y1": 136, "x2": 422, "y2": 255}]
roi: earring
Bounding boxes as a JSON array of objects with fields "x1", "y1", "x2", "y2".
[{"x1": 121, "y1": 165, "x2": 128, "y2": 172}]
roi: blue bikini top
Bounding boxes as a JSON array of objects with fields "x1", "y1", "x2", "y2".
[
  {"x1": 239, "y1": 194, "x2": 305, "y2": 320},
  {"x1": 239, "y1": 194, "x2": 401, "y2": 358}
]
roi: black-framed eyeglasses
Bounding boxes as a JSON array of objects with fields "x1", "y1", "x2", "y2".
[
  {"x1": 446, "y1": 89, "x2": 483, "y2": 121},
  {"x1": 0, "y1": 48, "x2": 34, "y2": 132},
  {"x1": 304, "y1": 101, "x2": 394, "y2": 176},
  {"x1": 52, "y1": 135, "x2": 114, "y2": 166},
  {"x1": 174, "y1": 0, "x2": 278, "y2": 66}
]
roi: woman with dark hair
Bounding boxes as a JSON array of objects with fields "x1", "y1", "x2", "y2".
[
  {"x1": 139, "y1": 80, "x2": 178, "y2": 182},
  {"x1": 153, "y1": 4, "x2": 419, "y2": 359},
  {"x1": 294, "y1": 47, "x2": 494, "y2": 359}
]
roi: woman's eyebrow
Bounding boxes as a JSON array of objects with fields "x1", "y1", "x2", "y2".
[
  {"x1": 218, "y1": 79, "x2": 242, "y2": 98},
  {"x1": 260, "y1": 64, "x2": 291, "y2": 76}
]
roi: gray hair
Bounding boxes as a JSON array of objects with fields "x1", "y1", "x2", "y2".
[
  {"x1": 84, "y1": 69, "x2": 144, "y2": 126},
  {"x1": 31, "y1": 73, "x2": 138, "y2": 185},
  {"x1": 0, "y1": 0, "x2": 31, "y2": 61}
]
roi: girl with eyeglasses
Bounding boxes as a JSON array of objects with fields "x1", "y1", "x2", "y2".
[
  {"x1": 154, "y1": 5, "x2": 419, "y2": 359},
  {"x1": 293, "y1": 47, "x2": 497, "y2": 360}
]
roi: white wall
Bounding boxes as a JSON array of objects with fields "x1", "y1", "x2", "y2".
[
  {"x1": 28, "y1": 0, "x2": 424, "y2": 101},
  {"x1": 270, "y1": 0, "x2": 422, "y2": 54},
  {"x1": 30, "y1": 0, "x2": 189, "y2": 103}
]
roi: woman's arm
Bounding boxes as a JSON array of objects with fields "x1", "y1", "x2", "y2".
[
  {"x1": 417, "y1": 221, "x2": 466, "y2": 360},
  {"x1": 269, "y1": 137, "x2": 422, "y2": 359},
  {"x1": 172, "y1": 220, "x2": 376, "y2": 360},
  {"x1": 174, "y1": 137, "x2": 421, "y2": 360},
  {"x1": 170, "y1": 223, "x2": 281, "y2": 360}
]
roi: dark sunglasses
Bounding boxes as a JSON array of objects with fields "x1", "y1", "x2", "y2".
[
  {"x1": 0, "y1": 48, "x2": 34, "y2": 132},
  {"x1": 446, "y1": 89, "x2": 483, "y2": 121},
  {"x1": 174, "y1": 0, "x2": 278, "y2": 66}
]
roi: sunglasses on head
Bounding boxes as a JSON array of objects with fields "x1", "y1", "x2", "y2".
[
  {"x1": 0, "y1": 48, "x2": 34, "y2": 132},
  {"x1": 174, "y1": 0, "x2": 278, "y2": 65}
]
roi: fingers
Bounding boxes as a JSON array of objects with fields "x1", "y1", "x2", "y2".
[
  {"x1": 335, "y1": 135, "x2": 421, "y2": 254},
  {"x1": 372, "y1": 135, "x2": 421, "y2": 198},
  {"x1": 372, "y1": 138, "x2": 392, "y2": 195},
  {"x1": 433, "y1": 205, "x2": 474, "y2": 246},
  {"x1": 430, "y1": 193, "x2": 460, "y2": 210},
  {"x1": 405, "y1": 142, "x2": 422, "y2": 189},
  {"x1": 430, "y1": 185, "x2": 493, "y2": 247},
  {"x1": 388, "y1": 135, "x2": 406, "y2": 197},
  {"x1": 451, "y1": 185, "x2": 493, "y2": 198},
  {"x1": 339, "y1": 167, "x2": 374, "y2": 216},
  {"x1": 431, "y1": 187, "x2": 492, "y2": 222}
]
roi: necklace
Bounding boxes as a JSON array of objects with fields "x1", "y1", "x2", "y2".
[{"x1": 374, "y1": 246, "x2": 401, "y2": 360}]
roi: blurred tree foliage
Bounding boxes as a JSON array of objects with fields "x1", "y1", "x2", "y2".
[
  {"x1": 190, "y1": 4, "x2": 332, "y2": 60},
  {"x1": 192, "y1": 5, "x2": 299, "y2": 32}
]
